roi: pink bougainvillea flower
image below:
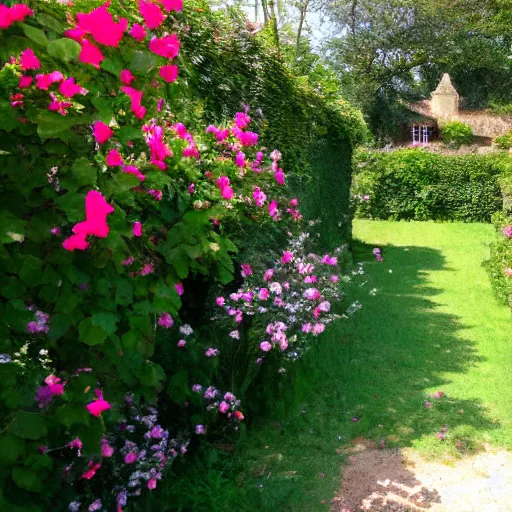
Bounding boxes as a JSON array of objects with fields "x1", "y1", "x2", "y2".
[
  {"x1": 147, "y1": 478, "x2": 157, "y2": 490},
  {"x1": 143, "y1": 121, "x2": 172, "y2": 169},
  {"x1": 218, "y1": 401, "x2": 230, "y2": 413},
  {"x1": 101, "y1": 439, "x2": 115, "y2": 457},
  {"x1": 320, "y1": 254, "x2": 338, "y2": 265},
  {"x1": 289, "y1": 197, "x2": 299, "y2": 207},
  {"x1": 206, "y1": 124, "x2": 230, "y2": 142},
  {"x1": 48, "y1": 93, "x2": 73, "y2": 116},
  {"x1": 304, "y1": 288, "x2": 321, "y2": 300},
  {"x1": 175, "y1": 283, "x2": 184, "y2": 296},
  {"x1": 86, "y1": 389, "x2": 111, "y2": 417},
  {"x1": 68, "y1": 437, "x2": 83, "y2": 451},
  {"x1": 263, "y1": 269, "x2": 274, "y2": 281},
  {"x1": 274, "y1": 169, "x2": 285, "y2": 185},
  {"x1": 75, "y1": 2, "x2": 128, "y2": 47},
  {"x1": 18, "y1": 75, "x2": 33, "y2": 88},
  {"x1": 158, "y1": 312, "x2": 173, "y2": 328},
  {"x1": 260, "y1": 341, "x2": 272, "y2": 352},
  {"x1": 35, "y1": 71, "x2": 64, "y2": 90},
  {"x1": 258, "y1": 288, "x2": 270, "y2": 300},
  {"x1": 216, "y1": 296, "x2": 225, "y2": 306},
  {"x1": 120, "y1": 86, "x2": 146, "y2": 119},
  {"x1": 129, "y1": 23, "x2": 146, "y2": 42},
  {"x1": 241, "y1": 263, "x2": 253, "y2": 277},
  {"x1": 92, "y1": 121, "x2": 114, "y2": 144},
  {"x1": 159, "y1": 64, "x2": 179, "y2": 83},
  {"x1": 64, "y1": 27, "x2": 87, "y2": 42},
  {"x1": 133, "y1": 221, "x2": 143, "y2": 237},
  {"x1": 205, "y1": 347, "x2": 220, "y2": 357},
  {"x1": 149, "y1": 34, "x2": 181, "y2": 59},
  {"x1": 281, "y1": 251, "x2": 293, "y2": 264},
  {"x1": 253, "y1": 186, "x2": 267, "y2": 206},
  {"x1": 120, "y1": 69, "x2": 135, "y2": 85},
  {"x1": 234, "y1": 112, "x2": 251, "y2": 129},
  {"x1": 58, "y1": 77, "x2": 88, "y2": 98},
  {"x1": 503, "y1": 225, "x2": 512, "y2": 238},
  {"x1": 235, "y1": 151, "x2": 246, "y2": 168},
  {"x1": 195, "y1": 424, "x2": 206, "y2": 435},
  {"x1": 268, "y1": 200, "x2": 278, "y2": 218},
  {"x1": 124, "y1": 452, "x2": 138, "y2": 464},
  {"x1": 121, "y1": 256, "x2": 134, "y2": 266},
  {"x1": 221, "y1": 185, "x2": 234, "y2": 199},
  {"x1": 20, "y1": 48, "x2": 40, "y2": 70},
  {"x1": 82, "y1": 461, "x2": 101, "y2": 480},
  {"x1": 147, "y1": 189, "x2": 163, "y2": 201},
  {"x1": 79, "y1": 39, "x2": 104, "y2": 68},
  {"x1": 35, "y1": 375, "x2": 65, "y2": 407},
  {"x1": 106, "y1": 149, "x2": 123, "y2": 167},
  {"x1": 0, "y1": 4, "x2": 33, "y2": 29},
  {"x1": 157, "y1": 0, "x2": 183, "y2": 11},
  {"x1": 139, "y1": 263, "x2": 154, "y2": 276},
  {"x1": 122, "y1": 165, "x2": 146, "y2": 182},
  {"x1": 330, "y1": 275, "x2": 339, "y2": 283},
  {"x1": 177, "y1": 339, "x2": 186, "y2": 348},
  {"x1": 139, "y1": 0, "x2": 165, "y2": 29},
  {"x1": 62, "y1": 232, "x2": 89, "y2": 251},
  {"x1": 312, "y1": 323, "x2": 325, "y2": 335},
  {"x1": 72, "y1": 190, "x2": 115, "y2": 238}
]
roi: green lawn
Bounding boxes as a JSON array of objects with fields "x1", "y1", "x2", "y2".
[{"x1": 159, "y1": 220, "x2": 512, "y2": 511}]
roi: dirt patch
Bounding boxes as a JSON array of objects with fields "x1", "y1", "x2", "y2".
[{"x1": 331, "y1": 443, "x2": 512, "y2": 511}]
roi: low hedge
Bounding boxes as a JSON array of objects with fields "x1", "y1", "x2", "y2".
[{"x1": 352, "y1": 148, "x2": 505, "y2": 222}]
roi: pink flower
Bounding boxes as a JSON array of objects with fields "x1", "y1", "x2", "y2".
[
  {"x1": 205, "y1": 348, "x2": 220, "y2": 357},
  {"x1": 158, "y1": 0, "x2": 183, "y2": 11},
  {"x1": 241, "y1": 264, "x2": 253, "y2": 277},
  {"x1": 120, "y1": 69, "x2": 135, "y2": 85},
  {"x1": 195, "y1": 424, "x2": 206, "y2": 435},
  {"x1": 79, "y1": 39, "x2": 104, "y2": 68},
  {"x1": 304, "y1": 275, "x2": 318, "y2": 283},
  {"x1": 149, "y1": 34, "x2": 181, "y2": 59},
  {"x1": 121, "y1": 256, "x2": 134, "y2": 266},
  {"x1": 20, "y1": 48, "x2": 40, "y2": 70},
  {"x1": 68, "y1": 437, "x2": 83, "y2": 450},
  {"x1": 188, "y1": 183, "x2": 195, "y2": 194},
  {"x1": 48, "y1": 93, "x2": 73, "y2": 116},
  {"x1": 289, "y1": 198, "x2": 299, "y2": 207},
  {"x1": 320, "y1": 254, "x2": 337, "y2": 266},
  {"x1": 263, "y1": 269, "x2": 274, "y2": 281},
  {"x1": 425, "y1": 401, "x2": 432, "y2": 408},
  {"x1": 35, "y1": 71, "x2": 64, "y2": 90},
  {"x1": 82, "y1": 461, "x2": 101, "y2": 480},
  {"x1": 50, "y1": 226, "x2": 61, "y2": 236},
  {"x1": 216, "y1": 296, "x2": 225, "y2": 306},
  {"x1": 158, "y1": 312, "x2": 173, "y2": 328},
  {"x1": 235, "y1": 130, "x2": 258, "y2": 146},
  {"x1": 177, "y1": 339, "x2": 186, "y2": 348},
  {"x1": 432, "y1": 391, "x2": 445, "y2": 399},
  {"x1": 101, "y1": 439, "x2": 115, "y2": 457},
  {"x1": 268, "y1": 200, "x2": 278, "y2": 218},
  {"x1": 505, "y1": 268, "x2": 512, "y2": 278},
  {"x1": 92, "y1": 121, "x2": 114, "y2": 144},
  {"x1": 260, "y1": 341, "x2": 272, "y2": 352},
  {"x1": 133, "y1": 221, "x2": 143, "y2": 237},
  {"x1": 503, "y1": 225, "x2": 512, "y2": 238},
  {"x1": 35, "y1": 376, "x2": 65, "y2": 407},
  {"x1": 219, "y1": 401, "x2": 230, "y2": 414},
  {"x1": 274, "y1": 169, "x2": 285, "y2": 185},
  {"x1": 235, "y1": 151, "x2": 246, "y2": 168},
  {"x1": 64, "y1": 27, "x2": 86, "y2": 42},
  {"x1": 159, "y1": 64, "x2": 178, "y2": 83},
  {"x1": 147, "y1": 478, "x2": 157, "y2": 490},
  {"x1": 281, "y1": 251, "x2": 293, "y2": 264},
  {"x1": 86, "y1": 389, "x2": 111, "y2": 417},
  {"x1": 120, "y1": 86, "x2": 146, "y2": 119},
  {"x1": 253, "y1": 186, "x2": 267, "y2": 207},
  {"x1": 62, "y1": 233, "x2": 89, "y2": 251},
  {"x1": 192, "y1": 384, "x2": 203, "y2": 393},
  {"x1": 0, "y1": 4, "x2": 33, "y2": 29},
  {"x1": 301, "y1": 323, "x2": 312, "y2": 333},
  {"x1": 18, "y1": 75, "x2": 33, "y2": 88},
  {"x1": 147, "y1": 189, "x2": 163, "y2": 201},
  {"x1": 258, "y1": 288, "x2": 270, "y2": 300},
  {"x1": 312, "y1": 323, "x2": 325, "y2": 335},
  {"x1": 304, "y1": 288, "x2": 321, "y2": 300},
  {"x1": 330, "y1": 275, "x2": 339, "y2": 283},
  {"x1": 129, "y1": 23, "x2": 146, "y2": 42},
  {"x1": 234, "y1": 112, "x2": 251, "y2": 128},
  {"x1": 106, "y1": 149, "x2": 123, "y2": 166},
  {"x1": 123, "y1": 165, "x2": 146, "y2": 182},
  {"x1": 139, "y1": 0, "x2": 165, "y2": 29},
  {"x1": 175, "y1": 283, "x2": 184, "y2": 296},
  {"x1": 139, "y1": 263, "x2": 154, "y2": 276},
  {"x1": 221, "y1": 185, "x2": 234, "y2": 200},
  {"x1": 124, "y1": 452, "x2": 138, "y2": 464},
  {"x1": 75, "y1": 3, "x2": 127, "y2": 47},
  {"x1": 59, "y1": 77, "x2": 88, "y2": 98}
]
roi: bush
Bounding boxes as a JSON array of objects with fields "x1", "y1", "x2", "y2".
[
  {"x1": 352, "y1": 149, "x2": 504, "y2": 222},
  {"x1": 494, "y1": 130, "x2": 512, "y2": 150},
  {"x1": 440, "y1": 121, "x2": 473, "y2": 147},
  {"x1": 0, "y1": 1, "x2": 363, "y2": 510}
]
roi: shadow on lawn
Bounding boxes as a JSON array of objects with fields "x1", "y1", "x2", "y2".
[{"x1": 307, "y1": 240, "x2": 498, "y2": 450}]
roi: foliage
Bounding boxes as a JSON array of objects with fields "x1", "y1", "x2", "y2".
[
  {"x1": 493, "y1": 130, "x2": 512, "y2": 150},
  {"x1": 0, "y1": 1, "x2": 363, "y2": 510},
  {"x1": 439, "y1": 121, "x2": 473, "y2": 147},
  {"x1": 352, "y1": 149, "x2": 504, "y2": 222}
]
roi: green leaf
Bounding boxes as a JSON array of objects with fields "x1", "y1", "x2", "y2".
[
  {"x1": 20, "y1": 24, "x2": 48, "y2": 47},
  {"x1": 115, "y1": 278, "x2": 133, "y2": 306},
  {"x1": 24, "y1": 454, "x2": 52, "y2": 471},
  {"x1": 0, "y1": 434, "x2": 25, "y2": 465},
  {"x1": 47, "y1": 38, "x2": 81, "y2": 62},
  {"x1": 167, "y1": 370, "x2": 189, "y2": 405},
  {"x1": 10, "y1": 412, "x2": 47, "y2": 441},
  {"x1": 48, "y1": 313, "x2": 71, "y2": 340},
  {"x1": 19, "y1": 256, "x2": 43, "y2": 285},
  {"x1": 56, "y1": 404, "x2": 90, "y2": 427},
  {"x1": 129, "y1": 51, "x2": 158, "y2": 74},
  {"x1": 90, "y1": 312, "x2": 118, "y2": 335},
  {"x1": 137, "y1": 362, "x2": 165, "y2": 388},
  {"x1": 12, "y1": 467, "x2": 42, "y2": 493},
  {"x1": 36, "y1": 112, "x2": 77, "y2": 140},
  {"x1": 167, "y1": 247, "x2": 190, "y2": 279},
  {"x1": 101, "y1": 57, "x2": 124, "y2": 76},
  {"x1": 91, "y1": 97, "x2": 114, "y2": 124},
  {"x1": 35, "y1": 13, "x2": 65, "y2": 33},
  {"x1": 0, "y1": 278, "x2": 27, "y2": 300},
  {"x1": 0, "y1": 210, "x2": 25, "y2": 244},
  {"x1": 60, "y1": 157, "x2": 97, "y2": 193},
  {"x1": 78, "y1": 318, "x2": 108, "y2": 346}
]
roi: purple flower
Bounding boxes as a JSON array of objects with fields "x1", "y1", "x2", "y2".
[
  {"x1": 205, "y1": 348, "x2": 220, "y2": 357},
  {"x1": 158, "y1": 312, "x2": 173, "y2": 328},
  {"x1": 124, "y1": 452, "x2": 138, "y2": 464},
  {"x1": 195, "y1": 424, "x2": 206, "y2": 435},
  {"x1": 88, "y1": 499, "x2": 102, "y2": 512},
  {"x1": 192, "y1": 384, "x2": 203, "y2": 393},
  {"x1": 150, "y1": 426, "x2": 165, "y2": 439}
]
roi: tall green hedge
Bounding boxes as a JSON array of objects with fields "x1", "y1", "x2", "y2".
[{"x1": 352, "y1": 149, "x2": 505, "y2": 222}]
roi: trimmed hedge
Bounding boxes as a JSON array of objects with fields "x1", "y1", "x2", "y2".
[
  {"x1": 352, "y1": 149, "x2": 505, "y2": 222},
  {"x1": 440, "y1": 121, "x2": 473, "y2": 147}
]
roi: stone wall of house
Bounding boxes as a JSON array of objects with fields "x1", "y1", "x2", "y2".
[{"x1": 453, "y1": 113, "x2": 512, "y2": 138}]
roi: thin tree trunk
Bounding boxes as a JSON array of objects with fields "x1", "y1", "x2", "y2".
[{"x1": 296, "y1": 0, "x2": 310, "y2": 58}]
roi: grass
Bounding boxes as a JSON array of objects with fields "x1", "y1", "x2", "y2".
[{"x1": 156, "y1": 220, "x2": 512, "y2": 511}]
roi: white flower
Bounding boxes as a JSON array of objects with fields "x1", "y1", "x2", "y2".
[{"x1": 180, "y1": 324, "x2": 193, "y2": 336}]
